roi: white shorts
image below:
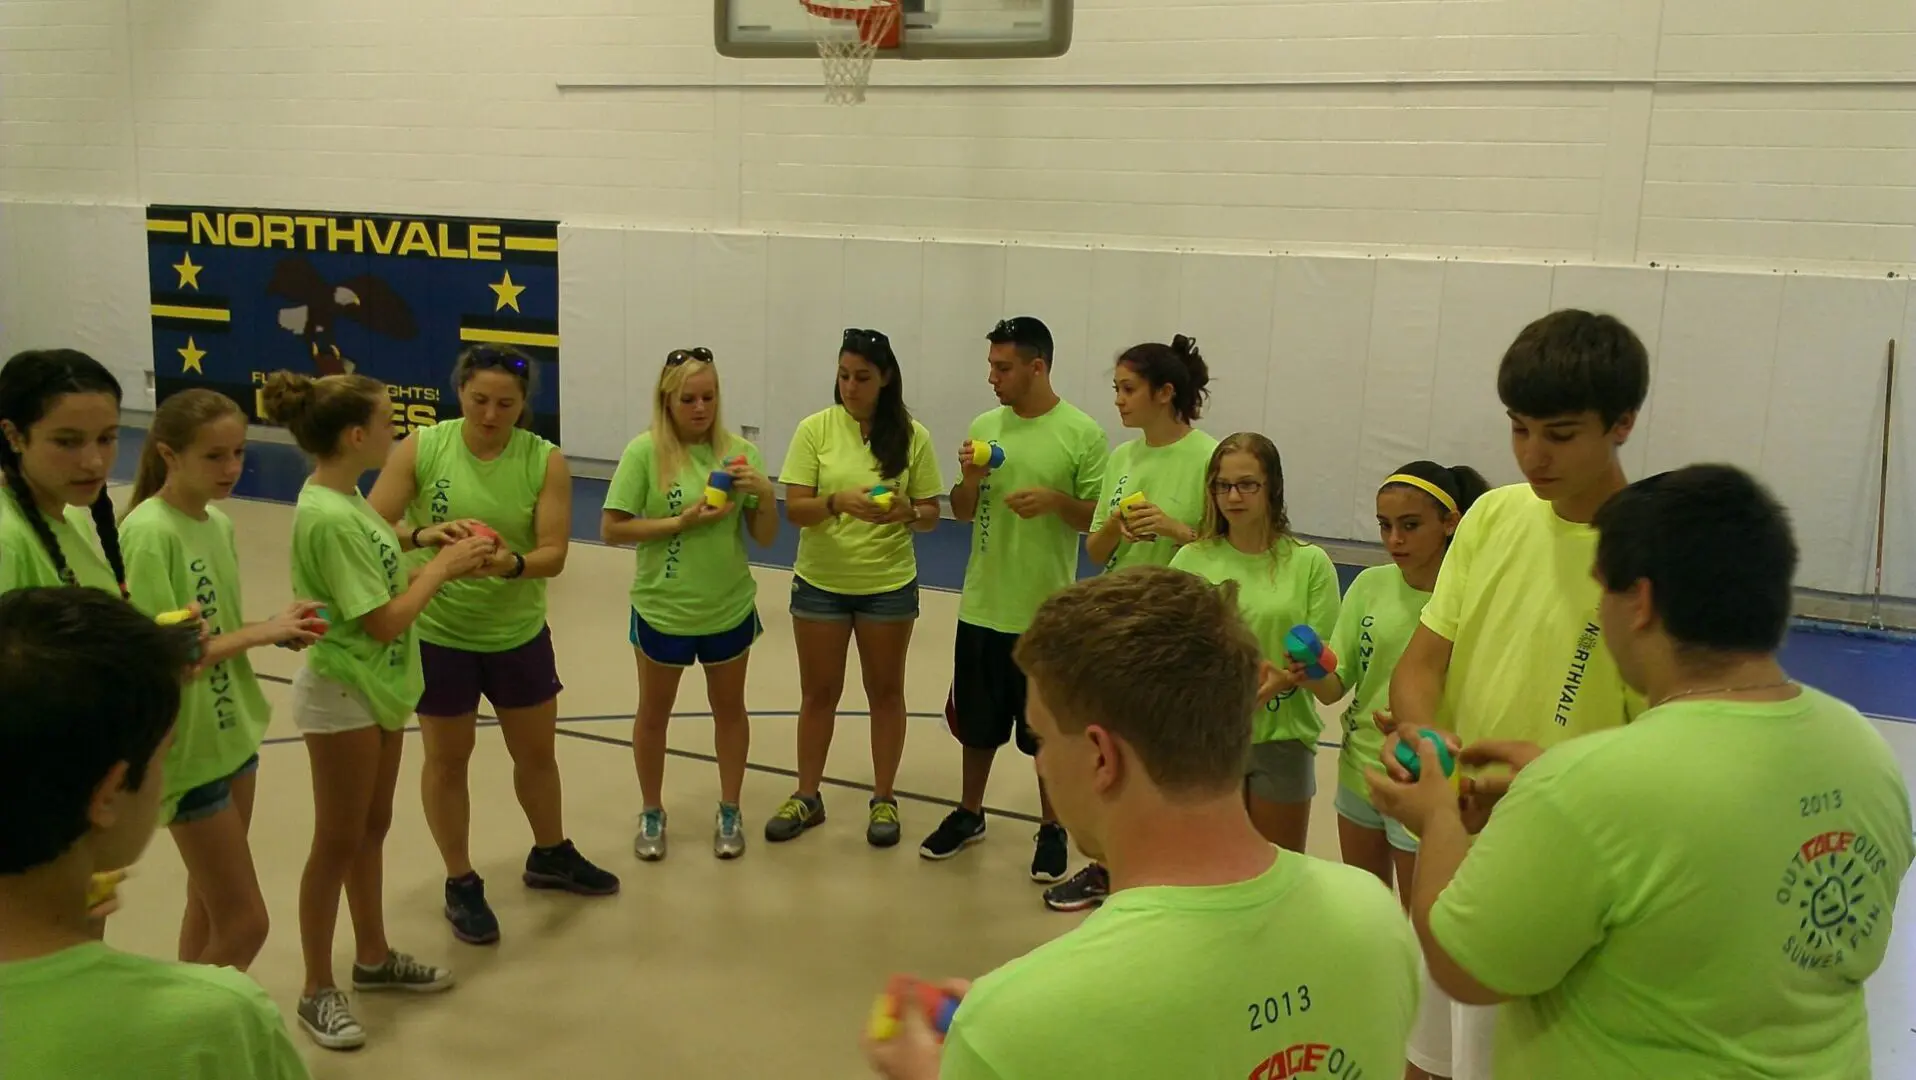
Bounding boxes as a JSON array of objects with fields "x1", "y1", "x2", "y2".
[
  {"x1": 290, "y1": 666, "x2": 381, "y2": 736},
  {"x1": 1407, "y1": 958, "x2": 1499, "y2": 1079}
]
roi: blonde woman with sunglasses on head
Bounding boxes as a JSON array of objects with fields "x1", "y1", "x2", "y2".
[
  {"x1": 602, "y1": 348, "x2": 777, "y2": 861},
  {"x1": 368, "y1": 346, "x2": 617, "y2": 950}
]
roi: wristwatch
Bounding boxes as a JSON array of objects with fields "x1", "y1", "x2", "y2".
[{"x1": 505, "y1": 552, "x2": 526, "y2": 579}]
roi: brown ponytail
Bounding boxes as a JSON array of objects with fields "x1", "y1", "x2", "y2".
[{"x1": 124, "y1": 388, "x2": 246, "y2": 518}]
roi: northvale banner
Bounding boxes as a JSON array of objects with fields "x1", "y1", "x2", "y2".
[{"x1": 146, "y1": 205, "x2": 562, "y2": 444}]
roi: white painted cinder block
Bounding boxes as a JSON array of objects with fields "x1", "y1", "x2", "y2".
[{"x1": 2, "y1": 0, "x2": 1914, "y2": 598}]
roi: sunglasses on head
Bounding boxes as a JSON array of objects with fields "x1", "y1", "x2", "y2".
[
  {"x1": 467, "y1": 346, "x2": 530, "y2": 375},
  {"x1": 666, "y1": 347, "x2": 714, "y2": 367},
  {"x1": 843, "y1": 328, "x2": 889, "y2": 348}
]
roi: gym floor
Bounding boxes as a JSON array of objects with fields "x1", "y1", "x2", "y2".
[{"x1": 100, "y1": 433, "x2": 1916, "y2": 1078}]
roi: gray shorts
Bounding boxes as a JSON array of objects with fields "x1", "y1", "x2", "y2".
[{"x1": 1246, "y1": 739, "x2": 1316, "y2": 804}]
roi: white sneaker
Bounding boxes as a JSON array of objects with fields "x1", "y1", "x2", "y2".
[
  {"x1": 714, "y1": 802, "x2": 745, "y2": 859},
  {"x1": 635, "y1": 807, "x2": 667, "y2": 861}
]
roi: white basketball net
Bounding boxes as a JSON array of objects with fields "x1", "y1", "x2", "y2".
[{"x1": 805, "y1": 1, "x2": 899, "y2": 105}]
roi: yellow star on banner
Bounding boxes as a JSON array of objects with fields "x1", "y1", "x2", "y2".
[
  {"x1": 489, "y1": 270, "x2": 526, "y2": 313},
  {"x1": 173, "y1": 253, "x2": 203, "y2": 290},
  {"x1": 177, "y1": 337, "x2": 206, "y2": 374}
]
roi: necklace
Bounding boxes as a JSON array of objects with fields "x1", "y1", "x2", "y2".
[{"x1": 1651, "y1": 679, "x2": 1796, "y2": 710}]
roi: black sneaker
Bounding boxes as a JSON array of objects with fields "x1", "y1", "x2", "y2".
[
  {"x1": 523, "y1": 840, "x2": 621, "y2": 896},
  {"x1": 444, "y1": 873, "x2": 499, "y2": 945},
  {"x1": 1043, "y1": 862, "x2": 1109, "y2": 912},
  {"x1": 1030, "y1": 823, "x2": 1069, "y2": 883},
  {"x1": 919, "y1": 808, "x2": 987, "y2": 860}
]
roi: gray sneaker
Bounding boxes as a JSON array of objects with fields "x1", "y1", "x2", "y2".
[
  {"x1": 764, "y1": 793, "x2": 825, "y2": 842},
  {"x1": 867, "y1": 797, "x2": 902, "y2": 848},
  {"x1": 351, "y1": 950, "x2": 454, "y2": 994},
  {"x1": 298, "y1": 987, "x2": 366, "y2": 1051},
  {"x1": 634, "y1": 807, "x2": 668, "y2": 861},
  {"x1": 713, "y1": 802, "x2": 745, "y2": 859}
]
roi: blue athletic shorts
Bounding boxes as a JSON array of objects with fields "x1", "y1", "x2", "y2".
[{"x1": 630, "y1": 607, "x2": 761, "y2": 668}]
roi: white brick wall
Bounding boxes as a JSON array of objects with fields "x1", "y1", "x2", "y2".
[
  {"x1": 3, "y1": 0, "x2": 1906, "y2": 268},
  {"x1": 2, "y1": 0, "x2": 1914, "y2": 601}
]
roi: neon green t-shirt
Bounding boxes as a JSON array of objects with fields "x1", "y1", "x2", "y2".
[
  {"x1": 1431, "y1": 689, "x2": 1913, "y2": 1079},
  {"x1": 404, "y1": 420, "x2": 556, "y2": 653},
  {"x1": 957, "y1": 401, "x2": 1107, "y2": 634},
  {"x1": 0, "y1": 942, "x2": 311, "y2": 1080},
  {"x1": 942, "y1": 854, "x2": 1418, "y2": 1079},
  {"x1": 779, "y1": 406, "x2": 944, "y2": 596},
  {"x1": 1089, "y1": 430, "x2": 1218, "y2": 573},
  {"x1": 604, "y1": 431, "x2": 768, "y2": 637},
  {"x1": 290, "y1": 482, "x2": 421, "y2": 729},
  {"x1": 121, "y1": 499, "x2": 273, "y2": 821},
  {"x1": 1171, "y1": 536, "x2": 1340, "y2": 745},
  {"x1": 0, "y1": 488, "x2": 118, "y2": 594},
  {"x1": 1329, "y1": 563, "x2": 1431, "y2": 800},
  {"x1": 1422, "y1": 483, "x2": 1641, "y2": 746}
]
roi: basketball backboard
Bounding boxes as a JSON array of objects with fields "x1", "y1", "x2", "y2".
[{"x1": 717, "y1": 0, "x2": 1071, "y2": 60}]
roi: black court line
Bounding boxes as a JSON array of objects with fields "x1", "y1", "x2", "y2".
[
  {"x1": 252, "y1": 693, "x2": 1345, "y2": 830},
  {"x1": 548, "y1": 724, "x2": 1048, "y2": 827}
]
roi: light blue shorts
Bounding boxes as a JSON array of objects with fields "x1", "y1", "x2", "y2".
[{"x1": 1333, "y1": 785, "x2": 1420, "y2": 853}]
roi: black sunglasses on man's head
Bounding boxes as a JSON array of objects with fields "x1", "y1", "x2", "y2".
[{"x1": 666, "y1": 347, "x2": 715, "y2": 367}]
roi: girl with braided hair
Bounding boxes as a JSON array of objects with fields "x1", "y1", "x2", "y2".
[{"x1": 0, "y1": 350, "x2": 127, "y2": 596}]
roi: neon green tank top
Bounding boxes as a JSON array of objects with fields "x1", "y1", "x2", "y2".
[{"x1": 406, "y1": 420, "x2": 556, "y2": 653}]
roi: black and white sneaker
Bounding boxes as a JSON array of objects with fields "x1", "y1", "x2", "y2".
[
  {"x1": 918, "y1": 808, "x2": 987, "y2": 860},
  {"x1": 1030, "y1": 822, "x2": 1069, "y2": 883},
  {"x1": 1043, "y1": 862, "x2": 1110, "y2": 912}
]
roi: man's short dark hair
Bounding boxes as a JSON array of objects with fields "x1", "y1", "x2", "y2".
[
  {"x1": 1594, "y1": 465, "x2": 1797, "y2": 654},
  {"x1": 986, "y1": 316, "x2": 1054, "y2": 365},
  {"x1": 0, "y1": 588, "x2": 192, "y2": 874},
  {"x1": 1014, "y1": 566, "x2": 1260, "y2": 796},
  {"x1": 1498, "y1": 309, "x2": 1650, "y2": 428}
]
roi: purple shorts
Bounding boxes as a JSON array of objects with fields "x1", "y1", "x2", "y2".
[{"x1": 418, "y1": 625, "x2": 563, "y2": 718}]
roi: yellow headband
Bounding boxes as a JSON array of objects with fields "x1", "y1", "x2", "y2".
[{"x1": 1384, "y1": 473, "x2": 1457, "y2": 515}]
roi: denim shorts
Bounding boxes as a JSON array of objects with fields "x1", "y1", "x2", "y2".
[
  {"x1": 1334, "y1": 784, "x2": 1420, "y2": 853},
  {"x1": 631, "y1": 607, "x2": 762, "y2": 668},
  {"x1": 170, "y1": 754, "x2": 261, "y2": 826},
  {"x1": 1245, "y1": 739, "x2": 1317, "y2": 804},
  {"x1": 789, "y1": 576, "x2": 919, "y2": 624}
]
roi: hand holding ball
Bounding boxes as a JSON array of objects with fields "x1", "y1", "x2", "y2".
[
  {"x1": 870, "y1": 485, "x2": 895, "y2": 513},
  {"x1": 867, "y1": 976, "x2": 959, "y2": 1042},
  {"x1": 1393, "y1": 728, "x2": 1458, "y2": 784},
  {"x1": 155, "y1": 609, "x2": 204, "y2": 664},
  {"x1": 1282, "y1": 625, "x2": 1336, "y2": 680},
  {"x1": 969, "y1": 442, "x2": 1005, "y2": 470}
]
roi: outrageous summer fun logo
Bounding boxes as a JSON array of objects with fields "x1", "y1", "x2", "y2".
[{"x1": 1777, "y1": 823, "x2": 1893, "y2": 971}]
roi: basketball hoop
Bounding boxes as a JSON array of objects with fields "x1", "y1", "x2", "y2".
[{"x1": 801, "y1": 0, "x2": 900, "y2": 105}]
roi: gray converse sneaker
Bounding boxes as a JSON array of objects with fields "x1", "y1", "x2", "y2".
[
  {"x1": 634, "y1": 807, "x2": 668, "y2": 861},
  {"x1": 298, "y1": 987, "x2": 366, "y2": 1050},
  {"x1": 351, "y1": 950, "x2": 454, "y2": 994},
  {"x1": 713, "y1": 802, "x2": 745, "y2": 859}
]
